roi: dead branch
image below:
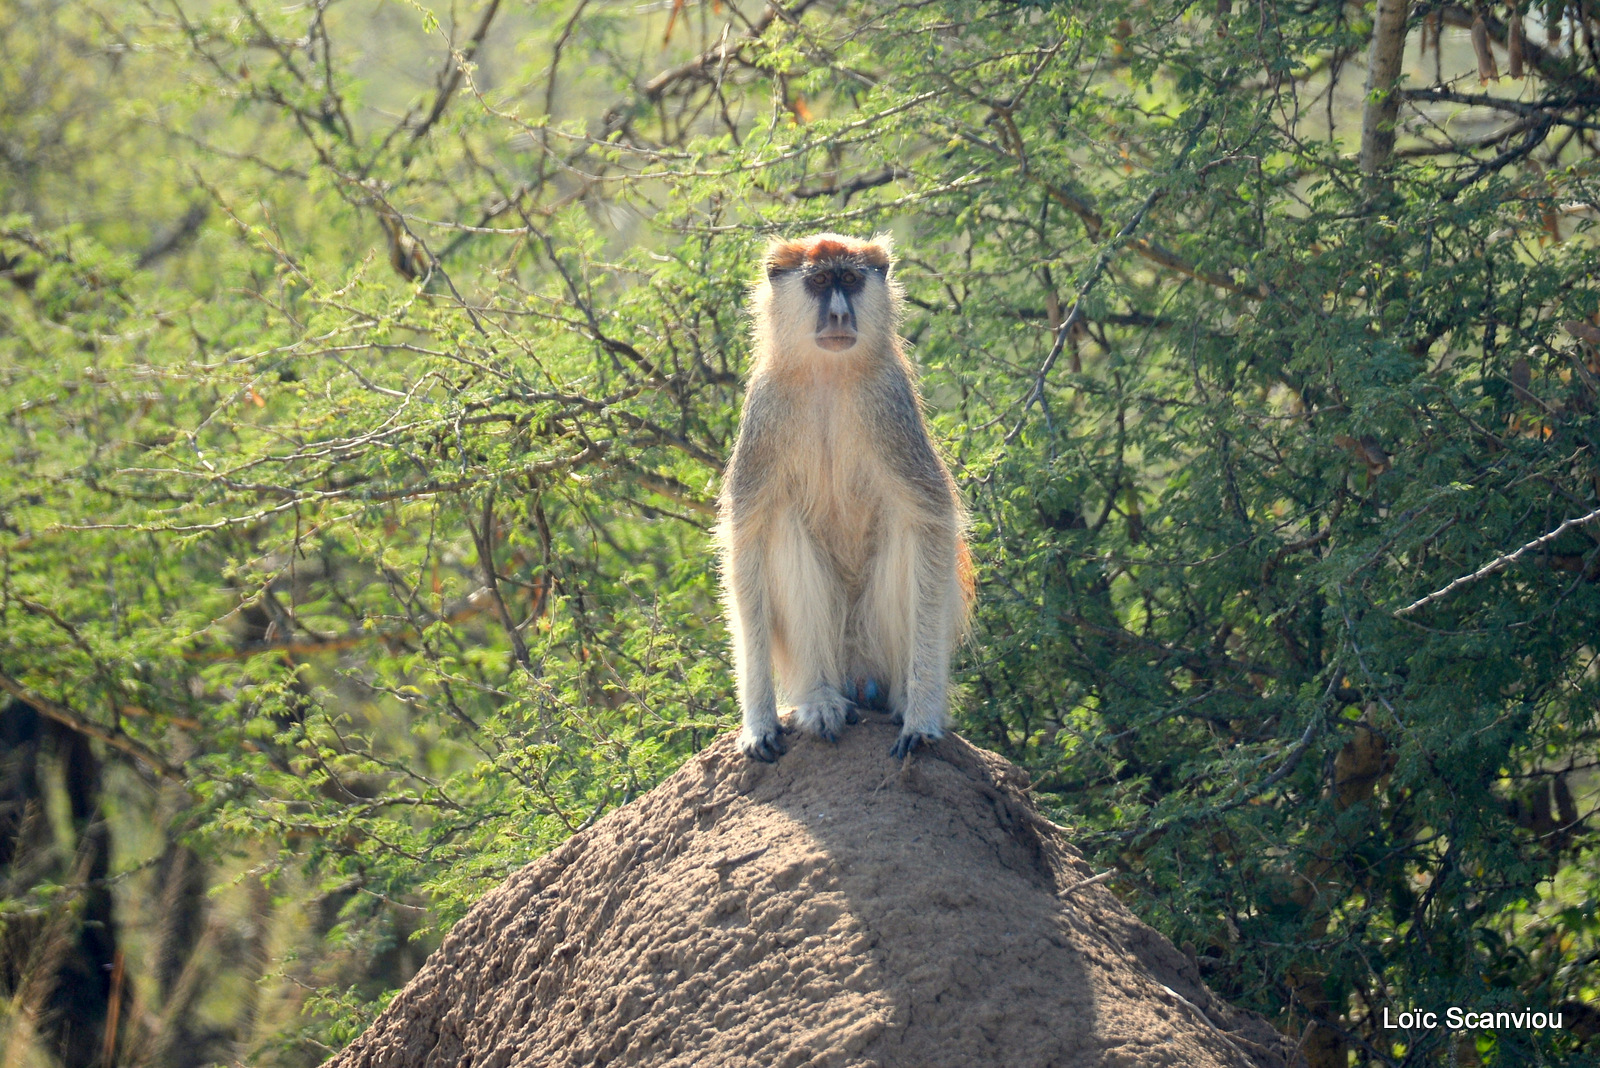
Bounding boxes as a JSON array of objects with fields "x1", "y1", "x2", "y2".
[
  {"x1": 1395, "y1": 503, "x2": 1600, "y2": 616},
  {"x1": 0, "y1": 674, "x2": 184, "y2": 782}
]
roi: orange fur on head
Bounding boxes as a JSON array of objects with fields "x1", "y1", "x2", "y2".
[{"x1": 765, "y1": 232, "x2": 893, "y2": 274}]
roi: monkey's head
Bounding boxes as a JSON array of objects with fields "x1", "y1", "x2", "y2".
[{"x1": 753, "y1": 233, "x2": 900, "y2": 362}]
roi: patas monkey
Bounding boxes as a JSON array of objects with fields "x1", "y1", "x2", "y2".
[{"x1": 716, "y1": 233, "x2": 973, "y2": 763}]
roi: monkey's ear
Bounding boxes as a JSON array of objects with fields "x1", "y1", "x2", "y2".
[
  {"x1": 764, "y1": 237, "x2": 808, "y2": 277},
  {"x1": 864, "y1": 232, "x2": 896, "y2": 273}
]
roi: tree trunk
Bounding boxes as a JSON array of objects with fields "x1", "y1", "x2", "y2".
[{"x1": 1361, "y1": 0, "x2": 1411, "y2": 180}]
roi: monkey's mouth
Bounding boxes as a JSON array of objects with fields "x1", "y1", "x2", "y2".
[{"x1": 815, "y1": 332, "x2": 858, "y2": 352}]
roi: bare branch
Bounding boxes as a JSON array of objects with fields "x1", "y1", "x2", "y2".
[
  {"x1": 1006, "y1": 107, "x2": 1214, "y2": 443},
  {"x1": 468, "y1": 488, "x2": 532, "y2": 671},
  {"x1": 1395, "y1": 504, "x2": 1600, "y2": 616},
  {"x1": 600, "y1": 0, "x2": 821, "y2": 134},
  {"x1": 0, "y1": 674, "x2": 185, "y2": 782},
  {"x1": 407, "y1": 0, "x2": 504, "y2": 155},
  {"x1": 1359, "y1": 0, "x2": 1410, "y2": 179}
]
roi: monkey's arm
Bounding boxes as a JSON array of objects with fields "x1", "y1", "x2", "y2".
[
  {"x1": 891, "y1": 521, "x2": 961, "y2": 759},
  {"x1": 720, "y1": 383, "x2": 787, "y2": 763},
  {"x1": 726, "y1": 535, "x2": 786, "y2": 762},
  {"x1": 868, "y1": 370, "x2": 966, "y2": 757}
]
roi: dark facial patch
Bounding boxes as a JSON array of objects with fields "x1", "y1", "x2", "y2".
[
  {"x1": 806, "y1": 266, "x2": 872, "y2": 335},
  {"x1": 803, "y1": 266, "x2": 869, "y2": 294}
]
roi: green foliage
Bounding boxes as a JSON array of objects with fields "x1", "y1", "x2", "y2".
[{"x1": 2, "y1": 0, "x2": 1598, "y2": 1065}]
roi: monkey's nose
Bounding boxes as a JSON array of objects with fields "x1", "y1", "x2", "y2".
[
  {"x1": 816, "y1": 288, "x2": 858, "y2": 350},
  {"x1": 827, "y1": 290, "x2": 854, "y2": 330}
]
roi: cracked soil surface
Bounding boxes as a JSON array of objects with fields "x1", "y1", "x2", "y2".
[{"x1": 325, "y1": 715, "x2": 1301, "y2": 1068}]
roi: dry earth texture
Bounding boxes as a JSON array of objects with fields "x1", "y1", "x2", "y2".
[{"x1": 326, "y1": 716, "x2": 1304, "y2": 1068}]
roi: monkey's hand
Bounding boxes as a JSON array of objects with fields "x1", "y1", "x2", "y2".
[
  {"x1": 889, "y1": 724, "x2": 943, "y2": 760},
  {"x1": 737, "y1": 723, "x2": 790, "y2": 763},
  {"x1": 792, "y1": 691, "x2": 857, "y2": 743}
]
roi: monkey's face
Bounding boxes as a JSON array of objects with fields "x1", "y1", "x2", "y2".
[
  {"x1": 793, "y1": 263, "x2": 880, "y2": 352},
  {"x1": 759, "y1": 234, "x2": 898, "y2": 360}
]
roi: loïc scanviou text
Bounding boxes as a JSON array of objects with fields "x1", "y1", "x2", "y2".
[{"x1": 1382, "y1": 1008, "x2": 1564, "y2": 1030}]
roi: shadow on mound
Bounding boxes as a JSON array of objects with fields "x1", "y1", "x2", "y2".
[{"x1": 325, "y1": 716, "x2": 1302, "y2": 1068}]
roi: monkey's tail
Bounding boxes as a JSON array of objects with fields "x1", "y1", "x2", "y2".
[{"x1": 956, "y1": 539, "x2": 977, "y2": 610}]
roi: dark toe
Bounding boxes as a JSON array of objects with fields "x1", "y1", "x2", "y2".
[
  {"x1": 889, "y1": 733, "x2": 923, "y2": 760},
  {"x1": 844, "y1": 705, "x2": 860, "y2": 725},
  {"x1": 745, "y1": 731, "x2": 788, "y2": 763}
]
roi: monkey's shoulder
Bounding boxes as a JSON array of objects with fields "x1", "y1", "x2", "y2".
[
  {"x1": 720, "y1": 377, "x2": 799, "y2": 510},
  {"x1": 860, "y1": 371, "x2": 956, "y2": 500}
]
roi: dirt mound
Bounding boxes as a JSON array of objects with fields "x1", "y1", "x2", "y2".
[{"x1": 326, "y1": 716, "x2": 1300, "y2": 1068}]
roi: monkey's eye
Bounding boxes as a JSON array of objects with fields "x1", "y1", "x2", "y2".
[
  {"x1": 805, "y1": 272, "x2": 831, "y2": 291},
  {"x1": 838, "y1": 269, "x2": 862, "y2": 287}
]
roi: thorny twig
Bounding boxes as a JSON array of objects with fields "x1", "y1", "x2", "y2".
[{"x1": 1394, "y1": 503, "x2": 1600, "y2": 616}]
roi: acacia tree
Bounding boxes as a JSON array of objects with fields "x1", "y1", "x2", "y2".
[{"x1": 1, "y1": 0, "x2": 1597, "y2": 1065}]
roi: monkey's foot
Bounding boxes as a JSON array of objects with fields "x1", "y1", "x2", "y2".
[
  {"x1": 889, "y1": 724, "x2": 943, "y2": 760},
  {"x1": 792, "y1": 693, "x2": 855, "y2": 743},
  {"x1": 737, "y1": 723, "x2": 790, "y2": 763}
]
